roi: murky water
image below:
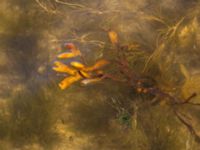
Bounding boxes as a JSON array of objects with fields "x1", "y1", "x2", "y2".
[{"x1": 0, "y1": 0, "x2": 200, "y2": 149}]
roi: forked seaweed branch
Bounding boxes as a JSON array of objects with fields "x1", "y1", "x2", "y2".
[
  {"x1": 108, "y1": 30, "x2": 200, "y2": 141},
  {"x1": 52, "y1": 27, "x2": 200, "y2": 141}
]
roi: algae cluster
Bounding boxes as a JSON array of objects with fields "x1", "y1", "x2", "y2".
[{"x1": 0, "y1": 0, "x2": 200, "y2": 150}]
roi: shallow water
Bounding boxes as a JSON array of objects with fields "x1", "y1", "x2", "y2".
[{"x1": 0, "y1": 0, "x2": 200, "y2": 149}]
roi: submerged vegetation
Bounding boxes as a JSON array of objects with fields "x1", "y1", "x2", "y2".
[
  {"x1": 52, "y1": 42, "x2": 109, "y2": 89},
  {"x1": 0, "y1": 0, "x2": 200, "y2": 149},
  {"x1": 53, "y1": 29, "x2": 200, "y2": 142}
]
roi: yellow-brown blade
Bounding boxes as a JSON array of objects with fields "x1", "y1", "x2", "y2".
[
  {"x1": 78, "y1": 70, "x2": 91, "y2": 78},
  {"x1": 64, "y1": 43, "x2": 82, "y2": 55},
  {"x1": 59, "y1": 74, "x2": 82, "y2": 90},
  {"x1": 57, "y1": 52, "x2": 80, "y2": 59},
  {"x1": 83, "y1": 59, "x2": 109, "y2": 72},
  {"x1": 53, "y1": 61, "x2": 76, "y2": 75},
  {"x1": 81, "y1": 78, "x2": 103, "y2": 85},
  {"x1": 108, "y1": 31, "x2": 118, "y2": 45},
  {"x1": 70, "y1": 61, "x2": 85, "y2": 69}
]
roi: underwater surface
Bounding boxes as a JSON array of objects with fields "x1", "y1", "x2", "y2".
[{"x1": 0, "y1": 0, "x2": 200, "y2": 149}]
